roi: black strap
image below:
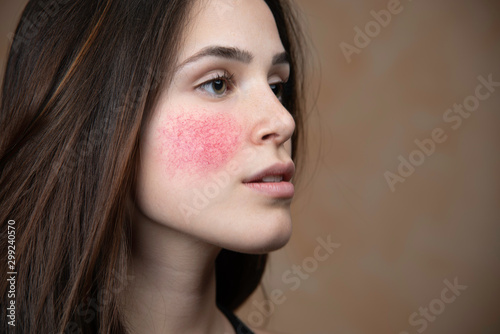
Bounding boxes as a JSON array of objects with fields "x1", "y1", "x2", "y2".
[{"x1": 217, "y1": 303, "x2": 255, "y2": 334}]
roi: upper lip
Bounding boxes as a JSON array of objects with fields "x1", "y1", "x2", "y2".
[{"x1": 242, "y1": 161, "x2": 295, "y2": 183}]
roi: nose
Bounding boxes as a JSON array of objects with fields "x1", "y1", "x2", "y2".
[{"x1": 249, "y1": 87, "x2": 295, "y2": 147}]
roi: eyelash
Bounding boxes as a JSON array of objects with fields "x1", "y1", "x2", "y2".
[
  {"x1": 197, "y1": 71, "x2": 235, "y2": 98},
  {"x1": 197, "y1": 71, "x2": 287, "y2": 100}
]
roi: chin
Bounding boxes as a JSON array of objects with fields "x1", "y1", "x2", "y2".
[{"x1": 220, "y1": 210, "x2": 293, "y2": 255}]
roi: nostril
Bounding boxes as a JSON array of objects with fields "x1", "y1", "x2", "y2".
[{"x1": 262, "y1": 134, "x2": 273, "y2": 141}]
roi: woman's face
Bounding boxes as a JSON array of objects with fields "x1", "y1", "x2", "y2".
[{"x1": 135, "y1": 0, "x2": 295, "y2": 254}]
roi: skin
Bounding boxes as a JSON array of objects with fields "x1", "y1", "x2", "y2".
[
  {"x1": 156, "y1": 110, "x2": 242, "y2": 175},
  {"x1": 122, "y1": 0, "x2": 295, "y2": 333}
]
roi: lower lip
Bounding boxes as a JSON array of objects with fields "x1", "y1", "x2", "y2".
[{"x1": 243, "y1": 181, "x2": 295, "y2": 198}]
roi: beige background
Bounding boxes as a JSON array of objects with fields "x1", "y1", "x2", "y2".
[{"x1": 1, "y1": 0, "x2": 499, "y2": 333}]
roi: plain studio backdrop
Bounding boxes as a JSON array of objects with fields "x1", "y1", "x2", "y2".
[{"x1": 1, "y1": 0, "x2": 499, "y2": 333}]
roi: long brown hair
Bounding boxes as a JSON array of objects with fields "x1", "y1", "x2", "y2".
[{"x1": 0, "y1": 0, "x2": 307, "y2": 333}]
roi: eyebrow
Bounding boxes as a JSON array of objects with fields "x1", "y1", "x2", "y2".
[{"x1": 176, "y1": 45, "x2": 289, "y2": 71}]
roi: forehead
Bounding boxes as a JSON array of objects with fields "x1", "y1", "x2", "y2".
[{"x1": 179, "y1": 0, "x2": 285, "y2": 61}]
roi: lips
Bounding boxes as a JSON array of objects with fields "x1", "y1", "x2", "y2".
[
  {"x1": 242, "y1": 162, "x2": 295, "y2": 198},
  {"x1": 242, "y1": 162, "x2": 295, "y2": 183}
]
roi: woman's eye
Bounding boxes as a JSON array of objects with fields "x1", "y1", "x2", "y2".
[
  {"x1": 198, "y1": 74, "x2": 285, "y2": 100},
  {"x1": 198, "y1": 72, "x2": 234, "y2": 97},
  {"x1": 200, "y1": 79, "x2": 228, "y2": 96},
  {"x1": 270, "y1": 82, "x2": 284, "y2": 100}
]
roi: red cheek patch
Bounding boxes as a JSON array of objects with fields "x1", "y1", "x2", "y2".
[{"x1": 157, "y1": 112, "x2": 241, "y2": 175}]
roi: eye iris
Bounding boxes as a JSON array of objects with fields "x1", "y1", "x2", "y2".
[
  {"x1": 271, "y1": 83, "x2": 283, "y2": 99},
  {"x1": 212, "y1": 79, "x2": 226, "y2": 94}
]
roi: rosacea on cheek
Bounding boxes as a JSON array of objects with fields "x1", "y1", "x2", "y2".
[{"x1": 157, "y1": 112, "x2": 241, "y2": 175}]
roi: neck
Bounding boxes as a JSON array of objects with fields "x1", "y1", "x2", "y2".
[{"x1": 121, "y1": 214, "x2": 234, "y2": 334}]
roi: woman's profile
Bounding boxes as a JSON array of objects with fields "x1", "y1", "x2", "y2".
[{"x1": 0, "y1": 0, "x2": 308, "y2": 333}]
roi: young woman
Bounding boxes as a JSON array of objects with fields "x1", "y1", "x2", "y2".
[{"x1": 0, "y1": 0, "x2": 307, "y2": 333}]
